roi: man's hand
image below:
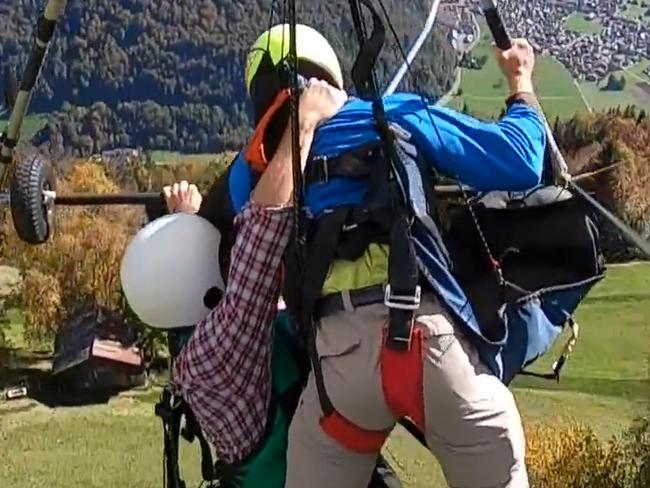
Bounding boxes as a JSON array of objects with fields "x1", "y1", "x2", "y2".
[
  {"x1": 162, "y1": 180, "x2": 203, "y2": 214},
  {"x1": 299, "y1": 78, "x2": 348, "y2": 129},
  {"x1": 492, "y1": 38, "x2": 535, "y2": 96},
  {"x1": 251, "y1": 79, "x2": 346, "y2": 207}
]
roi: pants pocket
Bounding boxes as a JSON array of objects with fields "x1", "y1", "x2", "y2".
[
  {"x1": 315, "y1": 310, "x2": 394, "y2": 431},
  {"x1": 417, "y1": 313, "x2": 458, "y2": 365}
]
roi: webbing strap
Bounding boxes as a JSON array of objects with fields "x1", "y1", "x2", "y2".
[
  {"x1": 348, "y1": 0, "x2": 421, "y2": 352},
  {"x1": 350, "y1": 0, "x2": 384, "y2": 98},
  {"x1": 155, "y1": 389, "x2": 186, "y2": 488},
  {"x1": 303, "y1": 144, "x2": 377, "y2": 184},
  {"x1": 300, "y1": 209, "x2": 351, "y2": 416},
  {"x1": 181, "y1": 407, "x2": 215, "y2": 482},
  {"x1": 386, "y1": 216, "x2": 420, "y2": 351}
]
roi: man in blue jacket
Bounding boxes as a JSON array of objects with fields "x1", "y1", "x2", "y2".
[
  {"x1": 168, "y1": 24, "x2": 545, "y2": 488},
  {"x1": 245, "y1": 31, "x2": 544, "y2": 488}
]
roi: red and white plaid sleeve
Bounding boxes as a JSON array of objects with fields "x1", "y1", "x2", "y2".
[{"x1": 171, "y1": 201, "x2": 293, "y2": 464}]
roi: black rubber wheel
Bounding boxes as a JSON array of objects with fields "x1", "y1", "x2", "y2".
[{"x1": 10, "y1": 153, "x2": 56, "y2": 245}]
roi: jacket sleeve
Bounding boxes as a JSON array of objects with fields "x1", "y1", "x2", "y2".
[
  {"x1": 403, "y1": 100, "x2": 546, "y2": 191},
  {"x1": 170, "y1": 202, "x2": 293, "y2": 463}
]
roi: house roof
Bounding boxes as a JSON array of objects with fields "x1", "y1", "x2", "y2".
[{"x1": 52, "y1": 308, "x2": 142, "y2": 375}]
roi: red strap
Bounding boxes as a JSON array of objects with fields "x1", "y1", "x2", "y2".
[
  {"x1": 380, "y1": 327, "x2": 425, "y2": 431},
  {"x1": 320, "y1": 411, "x2": 391, "y2": 454},
  {"x1": 244, "y1": 89, "x2": 292, "y2": 172},
  {"x1": 318, "y1": 328, "x2": 425, "y2": 453}
]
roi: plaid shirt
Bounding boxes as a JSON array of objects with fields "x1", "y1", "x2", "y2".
[{"x1": 171, "y1": 202, "x2": 293, "y2": 464}]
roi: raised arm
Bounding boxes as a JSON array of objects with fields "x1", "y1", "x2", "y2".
[{"x1": 405, "y1": 38, "x2": 546, "y2": 192}]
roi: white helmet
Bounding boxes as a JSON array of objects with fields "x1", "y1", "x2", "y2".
[{"x1": 120, "y1": 213, "x2": 225, "y2": 329}]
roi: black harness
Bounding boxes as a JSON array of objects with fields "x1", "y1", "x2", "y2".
[
  {"x1": 282, "y1": 0, "x2": 435, "y2": 422},
  {"x1": 156, "y1": 388, "x2": 218, "y2": 488}
]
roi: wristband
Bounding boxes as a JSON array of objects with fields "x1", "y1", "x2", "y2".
[{"x1": 505, "y1": 92, "x2": 541, "y2": 111}]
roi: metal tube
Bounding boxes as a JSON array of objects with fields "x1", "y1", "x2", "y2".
[
  {"x1": 384, "y1": 0, "x2": 442, "y2": 96},
  {"x1": 569, "y1": 182, "x2": 650, "y2": 257},
  {"x1": 54, "y1": 192, "x2": 164, "y2": 206},
  {"x1": 0, "y1": 0, "x2": 68, "y2": 186}
]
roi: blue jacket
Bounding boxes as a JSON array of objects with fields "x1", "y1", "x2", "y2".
[
  {"x1": 229, "y1": 93, "x2": 545, "y2": 216},
  {"x1": 227, "y1": 93, "x2": 560, "y2": 383}
]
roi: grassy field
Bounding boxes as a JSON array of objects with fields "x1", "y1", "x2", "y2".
[
  {"x1": 578, "y1": 59, "x2": 650, "y2": 112},
  {"x1": 451, "y1": 19, "x2": 650, "y2": 119},
  {"x1": 1, "y1": 263, "x2": 648, "y2": 487},
  {"x1": 620, "y1": 1, "x2": 649, "y2": 21},
  {"x1": 0, "y1": 114, "x2": 48, "y2": 141},
  {"x1": 563, "y1": 12, "x2": 604, "y2": 35},
  {"x1": 149, "y1": 150, "x2": 222, "y2": 166},
  {"x1": 452, "y1": 20, "x2": 589, "y2": 120}
]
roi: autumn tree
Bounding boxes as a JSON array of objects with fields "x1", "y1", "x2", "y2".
[
  {"x1": 552, "y1": 112, "x2": 650, "y2": 261},
  {"x1": 0, "y1": 159, "x2": 142, "y2": 346}
]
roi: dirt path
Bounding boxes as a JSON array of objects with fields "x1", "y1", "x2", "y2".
[{"x1": 573, "y1": 78, "x2": 593, "y2": 113}]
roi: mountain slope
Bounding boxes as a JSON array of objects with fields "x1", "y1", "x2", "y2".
[{"x1": 0, "y1": 0, "x2": 457, "y2": 155}]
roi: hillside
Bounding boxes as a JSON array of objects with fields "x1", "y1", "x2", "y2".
[{"x1": 0, "y1": 0, "x2": 457, "y2": 155}]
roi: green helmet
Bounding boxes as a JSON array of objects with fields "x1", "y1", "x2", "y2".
[{"x1": 244, "y1": 24, "x2": 344, "y2": 94}]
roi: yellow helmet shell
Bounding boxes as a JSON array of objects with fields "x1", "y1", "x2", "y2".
[{"x1": 244, "y1": 24, "x2": 344, "y2": 93}]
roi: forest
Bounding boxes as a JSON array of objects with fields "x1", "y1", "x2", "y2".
[{"x1": 0, "y1": 0, "x2": 458, "y2": 155}]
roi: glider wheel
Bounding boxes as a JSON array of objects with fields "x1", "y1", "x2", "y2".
[{"x1": 10, "y1": 153, "x2": 56, "y2": 245}]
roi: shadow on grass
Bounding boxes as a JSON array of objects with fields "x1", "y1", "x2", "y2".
[
  {"x1": 512, "y1": 374, "x2": 649, "y2": 401},
  {"x1": 0, "y1": 346, "x2": 145, "y2": 408},
  {"x1": 0, "y1": 365, "x2": 120, "y2": 407}
]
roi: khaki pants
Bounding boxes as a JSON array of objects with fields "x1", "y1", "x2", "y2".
[{"x1": 285, "y1": 295, "x2": 528, "y2": 488}]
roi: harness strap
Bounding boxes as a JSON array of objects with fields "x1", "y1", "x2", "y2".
[
  {"x1": 314, "y1": 284, "x2": 385, "y2": 319},
  {"x1": 155, "y1": 389, "x2": 218, "y2": 487},
  {"x1": 313, "y1": 286, "x2": 430, "y2": 453},
  {"x1": 381, "y1": 327, "x2": 425, "y2": 431},
  {"x1": 350, "y1": 0, "x2": 384, "y2": 98},
  {"x1": 300, "y1": 208, "x2": 351, "y2": 416},
  {"x1": 350, "y1": 0, "x2": 422, "y2": 353},
  {"x1": 386, "y1": 215, "x2": 420, "y2": 351},
  {"x1": 304, "y1": 144, "x2": 378, "y2": 185},
  {"x1": 320, "y1": 412, "x2": 391, "y2": 453},
  {"x1": 155, "y1": 388, "x2": 186, "y2": 488},
  {"x1": 245, "y1": 88, "x2": 292, "y2": 172},
  {"x1": 318, "y1": 323, "x2": 428, "y2": 454},
  {"x1": 181, "y1": 407, "x2": 216, "y2": 482}
]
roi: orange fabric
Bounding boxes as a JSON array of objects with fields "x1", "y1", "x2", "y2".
[
  {"x1": 320, "y1": 411, "x2": 391, "y2": 454},
  {"x1": 245, "y1": 88, "x2": 291, "y2": 172},
  {"x1": 380, "y1": 327, "x2": 425, "y2": 431}
]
